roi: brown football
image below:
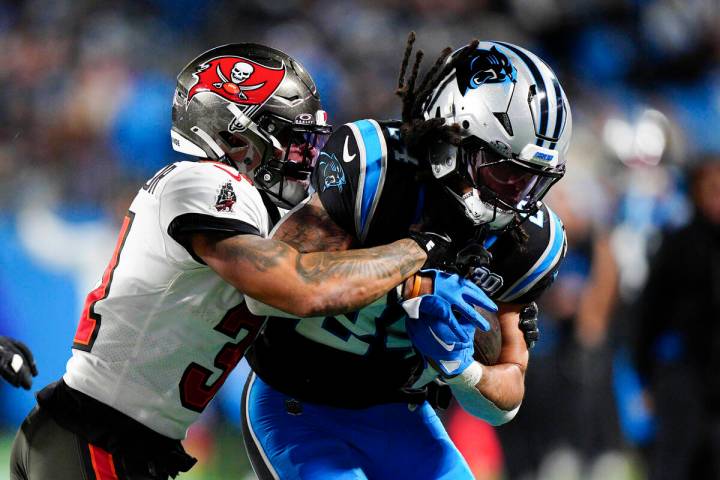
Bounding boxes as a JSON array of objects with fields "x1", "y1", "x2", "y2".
[
  {"x1": 409, "y1": 274, "x2": 502, "y2": 366},
  {"x1": 472, "y1": 306, "x2": 501, "y2": 366}
]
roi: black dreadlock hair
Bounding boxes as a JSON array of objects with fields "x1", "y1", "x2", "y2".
[
  {"x1": 395, "y1": 32, "x2": 479, "y2": 160},
  {"x1": 396, "y1": 32, "x2": 529, "y2": 247}
]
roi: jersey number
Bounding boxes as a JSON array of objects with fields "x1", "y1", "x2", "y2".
[
  {"x1": 73, "y1": 211, "x2": 135, "y2": 352},
  {"x1": 293, "y1": 301, "x2": 414, "y2": 356},
  {"x1": 179, "y1": 304, "x2": 264, "y2": 413}
]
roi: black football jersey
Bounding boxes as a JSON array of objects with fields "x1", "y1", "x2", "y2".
[
  {"x1": 247, "y1": 119, "x2": 567, "y2": 408},
  {"x1": 312, "y1": 120, "x2": 422, "y2": 246}
]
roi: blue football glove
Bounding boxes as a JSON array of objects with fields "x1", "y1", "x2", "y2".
[
  {"x1": 421, "y1": 269, "x2": 497, "y2": 329},
  {"x1": 402, "y1": 271, "x2": 497, "y2": 377},
  {"x1": 403, "y1": 294, "x2": 477, "y2": 377}
]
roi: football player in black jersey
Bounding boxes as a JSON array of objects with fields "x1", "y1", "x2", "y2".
[{"x1": 242, "y1": 34, "x2": 571, "y2": 479}]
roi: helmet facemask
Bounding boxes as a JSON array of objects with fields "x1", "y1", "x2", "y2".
[
  {"x1": 251, "y1": 112, "x2": 331, "y2": 208},
  {"x1": 428, "y1": 136, "x2": 565, "y2": 230}
]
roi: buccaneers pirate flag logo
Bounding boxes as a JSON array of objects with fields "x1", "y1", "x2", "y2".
[{"x1": 188, "y1": 56, "x2": 286, "y2": 105}]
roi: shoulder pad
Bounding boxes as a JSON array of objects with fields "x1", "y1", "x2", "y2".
[
  {"x1": 491, "y1": 204, "x2": 567, "y2": 303},
  {"x1": 313, "y1": 120, "x2": 390, "y2": 242}
]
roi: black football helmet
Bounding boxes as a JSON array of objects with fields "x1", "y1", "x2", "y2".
[{"x1": 171, "y1": 43, "x2": 331, "y2": 207}]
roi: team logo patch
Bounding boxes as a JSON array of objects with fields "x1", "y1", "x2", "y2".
[
  {"x1": 318, "y1": 152, "x2": 346, "y2": 192},
  {"x1": 214, "y1": 181, "x2": 237, "y2": 212},
  {"x1": 188, "y1": 56, "x2": 285, "y2": 106},
  {"x1": 456, "y1": 46, "x2": 516, "y2": 96}
]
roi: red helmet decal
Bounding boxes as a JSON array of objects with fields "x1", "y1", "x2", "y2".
[{"x1": 188, "y1": 56, "x2": 286, "y2": 105}]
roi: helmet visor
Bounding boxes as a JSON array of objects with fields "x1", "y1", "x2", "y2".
[
  {"x1": 283, "y1": 130, "x2": 331, "y2": 172},
  {"x1": 465, "y1": 146, "x2": 563, "y2": 213},
  {"x1": 258, "y1": 113, "x2": 331, "y2": 175}
]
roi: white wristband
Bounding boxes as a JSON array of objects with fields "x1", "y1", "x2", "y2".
[{"x1": 446, "y1": 362, "x2": 483, "y2": 389}]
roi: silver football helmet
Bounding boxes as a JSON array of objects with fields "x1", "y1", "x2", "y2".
[
  {"x1": 424, "y1": 41, "x2": 572, "y2": 230},
  {"x1": 171, "y1": 43, "x2": 331, "y2": 207}
]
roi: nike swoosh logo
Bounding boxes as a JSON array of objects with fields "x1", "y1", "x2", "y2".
[
  {"x1": 429, "y1": 326, "x2": 455, "y2": 352},
  {"x1": 343, "y1": 136, "x2": 356, "y2": 163}
]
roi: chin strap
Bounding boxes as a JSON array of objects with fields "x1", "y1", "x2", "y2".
[{"x1": 442, "y1": 184, "x2": 514, "y2": 229}]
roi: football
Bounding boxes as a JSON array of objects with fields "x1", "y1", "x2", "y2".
[
  {"x1": 409, "y1": 274, "x2": 501, "y2": 366},
  {"x1": 472, "y1": 306, "x2": 501, "y2": 366}
]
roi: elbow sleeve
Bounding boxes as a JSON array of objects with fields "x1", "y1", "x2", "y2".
[{"x1": 450, "y1": 383, "x2": 521, "y2": 426}]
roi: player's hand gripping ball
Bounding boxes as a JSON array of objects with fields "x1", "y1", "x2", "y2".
[
  {"x1": 402, "y1": 270, "x2": 498, "y2": 375},
  {"x1": 406, "y1": 270, "x2": 502, "y2": 365}
]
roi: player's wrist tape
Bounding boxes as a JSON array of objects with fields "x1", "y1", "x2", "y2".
[{"x1": 445, "y1": 362, "x2": 483, "y2": 389}]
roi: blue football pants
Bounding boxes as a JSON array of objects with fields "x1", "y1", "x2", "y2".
[{"x1": 241, "y1": 373, "x2": 473, "y2": 480}]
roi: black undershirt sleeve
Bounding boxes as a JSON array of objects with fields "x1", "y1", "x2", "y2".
[{"x1": 168, "y1": 213, "x2": 261, "y2": 264}]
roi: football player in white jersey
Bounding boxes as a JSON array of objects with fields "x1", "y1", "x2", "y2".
[{"x1": 9, "y1": 44, "x2": 486, "y2": 480}]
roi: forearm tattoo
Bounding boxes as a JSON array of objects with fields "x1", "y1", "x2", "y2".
[
  {"x1": 273, "y1": 199, "x2": 353, "y2": 253},
  {"x1": 214, "y1": 237, "x2": 289, "y2": 272},
  {"x1": 211, "y1": 199, "x2": 424, "y2": 284},
  {"x1": 276, "y1": 198, "x2": 422, "y2": 281},
  {"x1": 294, "y1": 240, "x2": 423, "y2": 282}
]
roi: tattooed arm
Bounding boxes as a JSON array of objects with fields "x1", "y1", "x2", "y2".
[
  {"x1": 192, "y1": 195, "x2": 425, "y2": 317},
  {"x1": 270, "y1": 195, "x2": 353, "y2": 253}
]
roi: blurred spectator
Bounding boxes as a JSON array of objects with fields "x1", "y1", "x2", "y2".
[
  {"x1": 496, "y1": 172, "x2": 627, "y2": 480},
  {"x1": 632, "y1": 156, "x2": 720, "y2": 480}
]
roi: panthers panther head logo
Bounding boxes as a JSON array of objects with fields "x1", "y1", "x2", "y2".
[
  {"x1": 318, "y1": 152, "x2": 346, "y2": 192},
  {"x1": 456, "y1": 46, "x2": 516, "y2": 96}
]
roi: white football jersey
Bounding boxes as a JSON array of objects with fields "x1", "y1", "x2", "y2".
[{"x1": 64, "y1": 160, "x2": 270, "y2": 439}]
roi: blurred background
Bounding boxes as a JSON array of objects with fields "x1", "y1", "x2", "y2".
[{"x1": 1, "y1": 0, "x2": 719, "y2": 478}]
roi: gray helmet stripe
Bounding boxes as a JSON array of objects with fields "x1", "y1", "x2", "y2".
[{"x1": 495, "y1": 42, "x2": 549, "y2": 147}]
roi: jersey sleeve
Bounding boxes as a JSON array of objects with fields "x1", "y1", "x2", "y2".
[
  {"x1": 490, "y1": 204, "x2": 567, "y2": 304},
  {"x1": 158, "y1": 162, "x2": 269, "y2": 263},
  {"x1": 311, "y1": 119, "x2": 420, "y2": 246},
  {"x1": 313, "y1": 118, "x2": 399, "y2": 244}
]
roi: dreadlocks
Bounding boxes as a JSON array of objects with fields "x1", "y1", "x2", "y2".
[
  {"x1": 395, "y1": 32, "x2": 480, "y2": 160},
  {"x1": 396, "y1": 32, "x2": 529, "y2": 245}
]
